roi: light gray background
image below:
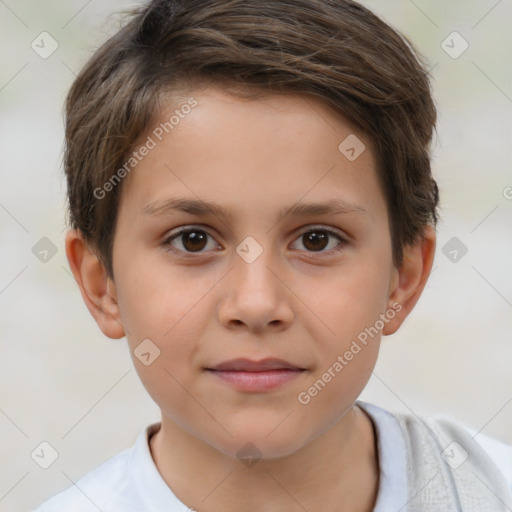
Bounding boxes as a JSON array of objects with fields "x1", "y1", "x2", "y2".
[{"x1": 1, "y1": 1, "x2": 511, "y2": 510}]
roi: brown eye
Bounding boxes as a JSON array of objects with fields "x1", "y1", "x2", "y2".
[
  {"x1": 164, "y1": 225, "x2": 346, "y2": 257},
  {"x1": 291, "y1": 227, "x2": 346, "y2": 254},
  {"x1": 165, "y1": 228, "x2": 218, "y2": 253},
  {"x1": 302, "y1": 231, "x2": 329, "y2": 251},
  {"x1": 180, "y1": 231, "x2": 208, "y2": 252}
]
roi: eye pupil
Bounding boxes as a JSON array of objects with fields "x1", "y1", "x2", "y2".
[
  {"x1": 303, "y1": 231, "x2": 328, "y2": 251},
  {"x1": 183, "y1": 231, "x2": 207, "y2": 252}
]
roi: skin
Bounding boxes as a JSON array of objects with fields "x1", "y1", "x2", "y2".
[{"x1": 66, "y1": 85, "x2": 436, "y2": 512}]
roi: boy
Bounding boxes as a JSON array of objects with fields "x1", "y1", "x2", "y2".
[{"x1": 34, "y1": 0, "x2": 512, "y2": 511}]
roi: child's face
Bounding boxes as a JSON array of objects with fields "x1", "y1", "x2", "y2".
[{"x1": 110, "y1": 86, "x2": 401, "y2": 457}]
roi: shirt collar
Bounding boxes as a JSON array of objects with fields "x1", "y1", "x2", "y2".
[
  {"x1": 357, "y1": 400, "x2": 409, "y2": 512},
  {"x1": 128, "y1": 422, "x2": 189, "y2": 510},
  {"x1": 131, "y1": 402, "x2": 408, "y2": 512}
]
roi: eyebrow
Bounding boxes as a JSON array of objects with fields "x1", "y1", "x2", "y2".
[{"x1": 142, "y1": 197, "x2": 367, "y2": 221}]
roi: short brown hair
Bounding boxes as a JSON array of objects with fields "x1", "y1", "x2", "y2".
[{"x1": 64, "y1": 0, "x2": 438, "y2": 278}]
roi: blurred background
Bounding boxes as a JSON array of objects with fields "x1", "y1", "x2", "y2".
[{"x1": 1, "y1": 0, "x2": 511, "y2": 510}]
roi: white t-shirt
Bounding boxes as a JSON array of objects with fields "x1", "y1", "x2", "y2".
[{"x1": 33, "y1": 401, "x2": 512, "y2": 512}]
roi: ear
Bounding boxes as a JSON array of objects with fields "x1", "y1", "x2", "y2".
[
  {"x1": 65, "y1": 229, "x2": 125, "y2": 339},
  {"x1": 383, "y1": 225, "x2": 436, "y2": 335}
]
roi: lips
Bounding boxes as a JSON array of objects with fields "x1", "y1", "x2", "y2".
[
  {"x1": 205, "y1": 358, "x2": 306, "y2": 392},
  {"x1": 207, "y1": 358, "x2": 304, "y2": 372}
]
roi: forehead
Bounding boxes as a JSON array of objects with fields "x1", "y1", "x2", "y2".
[{"x1": 117, "y1": 86, "x2": 386, "y2": 225}]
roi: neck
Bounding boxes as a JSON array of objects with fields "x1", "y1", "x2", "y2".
[{"x1": 149, "y1": 404, "x2": 379, "y2": 512}]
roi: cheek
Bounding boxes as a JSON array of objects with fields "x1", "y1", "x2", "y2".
[
  {"x1": 310, "y1": 262, "x2": 391, "y2": 345},
  {"x1": 114, "y1": 251, "x2": 197, "y2": 338},
  {"x1": 300, "y1": 252, "x2": 391, "y2": 405},
  {"x1": 295, "y1": 334, "x2": 379, "y2": 439},
  {"x1": 297, "y1": 277, "x2": 383, "y2": 419},
  {"x1": 114, "y1": 256, "x2": 215, "y2": 383}
]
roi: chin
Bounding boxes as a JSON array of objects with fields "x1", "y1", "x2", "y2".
[{"x1": 207, "y1": 416, "x2": 312, "y2": 462}]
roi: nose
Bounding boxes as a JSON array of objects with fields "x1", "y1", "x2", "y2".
[{"x1": 216, "y1": 240, "x2": 294, "y2": 334}]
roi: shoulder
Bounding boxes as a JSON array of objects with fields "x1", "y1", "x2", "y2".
[
  {"x1": 33, "y1": 422, "x2": 189, "y2": 512},
  {"x1": 358, "y1": 401, "x2": 512, "y2": 511},
  {"x1": 395, "y1": 409, "x2": 512, "y2": 509},
  {"x1": 32, "y1": 447, "x2": 134, "y2": 512},
  {"x1": 30, "y1": 422, "x2": 168, "y2": 512},
  {"x1": 459, "y1": 423, "x2": 512, "y2": 485},
  {"x1": 398, "y1": 411, "x2": 512, "y2": 484}
]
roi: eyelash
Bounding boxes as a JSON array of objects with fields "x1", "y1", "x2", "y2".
[{"x1": 163, "y1": 225, "x2": 348, "y2": 257}]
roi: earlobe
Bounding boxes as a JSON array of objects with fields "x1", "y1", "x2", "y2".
[
  {"x1": 65, "y1": 229, "x2": 125, "y2": 339},
  {"x1": 383, "y1": 225, "x2": 436, "y2": 335}
]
